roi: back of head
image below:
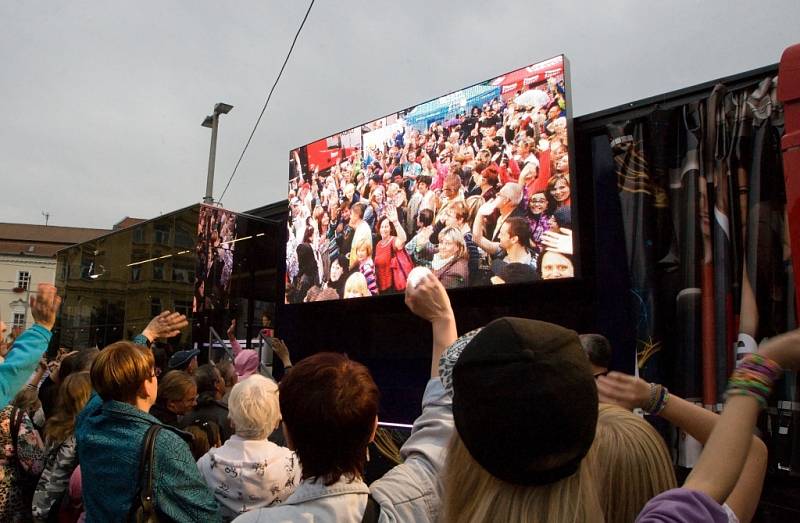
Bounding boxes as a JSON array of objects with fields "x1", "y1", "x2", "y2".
[
  {"x1": 228, "y1": 374, "x2": 280, "y2": 440},
  {"x1": 588, "y1": 404, "x2": 676, "y2": 523},
  {"x1": 216, "y1": 359, "x2": 237, "y2": 388},
  {"x1": 194, "y1": 364, "x2": 221, "y2": 400},
  {"x1": 579, "y1": 334, "x2": 612, "y2": 370},
  {"x1": 183, "y1": 420, "x2": 221, "y2": 461},
  {"x1": 234, "y1": 349, "x2": 260, "y2": 380},
  {"x1": 91, "y1": 341, "x2": 154, "y2": 403},
  {"x1": 442, "y1": 318, "x2": 600, "y2": 522},
  {"x1": 45, "y1": 371, "x2": 93, "y2": 443},
  {"x1": 442, "y1": 433, "x2": 602, "y2": 523},
  {"x1": 279, "y1": 352, "x2": 379, "y2": 486}
]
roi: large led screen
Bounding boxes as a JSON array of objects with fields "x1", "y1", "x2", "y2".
[{"x1": 286, "y1": 55, "x2": 574, "y2": 303}]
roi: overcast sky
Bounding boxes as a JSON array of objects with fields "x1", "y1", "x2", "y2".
[{"x1": 2, "y1": 1, "x2": 798, "y2": 229}]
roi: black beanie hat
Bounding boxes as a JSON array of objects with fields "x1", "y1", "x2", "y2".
[{"x1": 451, "y1": 317, "x2": 598, "y2": 486}]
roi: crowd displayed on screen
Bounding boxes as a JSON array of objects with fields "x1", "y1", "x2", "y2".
[
  {"x1": 285, "y1": 77, "x2": 573, "y2": 303},
  {"x1": 194, "y1": 206, "x2": 237, "y2": 312}
]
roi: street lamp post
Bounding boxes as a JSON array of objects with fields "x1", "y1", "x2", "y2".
[{"x1": 202, "y1": 102, "x2": 234, "y2": 204}]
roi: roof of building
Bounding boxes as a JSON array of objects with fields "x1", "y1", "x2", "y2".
[
  {"x1": 113, "y1": 217, "x2": 147, "y2": 230},
  {"x1": 0, "y1": 222, "x2": 111, "y2": 258}
]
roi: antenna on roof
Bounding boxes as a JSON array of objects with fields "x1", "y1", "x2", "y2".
[{"x1": 42, "y1": 211, "x2": 50, "y2": 227}]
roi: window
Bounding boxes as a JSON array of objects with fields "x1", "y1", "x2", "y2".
[
  {"x1": 173, "y1": 300, "x2": 192, "y2": 317},
  {"x1": 12, "y1": 313, "x2": 26, "y2": 329},
  {"x1": 172, "y1": 263, "x2": 194, "y2": 283},
  {"x1": 130, "y1": 266, "x2": 141, "y2": 282},
  {"x1": 17, "y1": 271, "x2": 31, "y2": 290},
  {"x1": 132, "y1": 227, "x2": 145, "y2": 243},
  {"x1": 154, "y1": 224, "x2": 171, "y2": 245},
  {"x1": 153, "y1": 263, "x2": 164, "y2": 280},
  {"x1": 150, "y1": 297, "x2": 161, "y2": 317}
]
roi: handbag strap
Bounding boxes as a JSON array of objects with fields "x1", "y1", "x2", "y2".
[
  {"x1": 10, "y1": 407, "x2": 22, "y2": 455},
  {"x1": 138, "y1": 425, "x2": 162, "y2": 511}
]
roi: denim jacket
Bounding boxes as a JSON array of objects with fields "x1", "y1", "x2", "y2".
[
  {"x1": 233, "y1": 378, "x2": 453, "y2": 523},
  {"x1": 76, "y1": 394, "x2": 220, "y2": 522}
]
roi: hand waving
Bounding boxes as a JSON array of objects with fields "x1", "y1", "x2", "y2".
[
  {"x1": 142, "y1": 311, "x2": 189, "y2": 342},
  {"x1": 30, "y1": 283, "x2": 62, "y2": 331}
]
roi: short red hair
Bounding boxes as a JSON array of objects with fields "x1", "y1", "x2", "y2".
[{"x1": 279, "y1": 352, "x2": 379, "y2": 485}]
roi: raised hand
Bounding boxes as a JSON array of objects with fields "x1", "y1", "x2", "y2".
[
  {"x1": 30, "y1": 283, "x2": 62, "y2": 331},
  {"x1": 405, "y1": 269, "x2": 453, "y2": 324},
  {"x1": 541, "y1": 228, "x2": 573, "y2": 255},
  {"x1": 596, "y1": 372, "x2": 651, "y2": 411},
  {"x1": 271, "y1": 338, "x2": 292, "y2": 367},
  {"x1": 227, "y1": 319, "x2": 237, "y2": 339},
  {"x1": 142, "y1": 311, "x2": 189, "y2": 342}
]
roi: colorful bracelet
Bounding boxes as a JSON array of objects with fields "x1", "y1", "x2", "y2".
[
  {"x1": 645, "y1": 383, "x2": 669, "y2": 415},
  {"x1": 725, "y1": 353, "x2": 783, "y2": 408}
]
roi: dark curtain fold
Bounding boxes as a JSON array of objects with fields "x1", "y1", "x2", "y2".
[{"x1": 604, "y1": 76, "x2": 790, "y2": 408}]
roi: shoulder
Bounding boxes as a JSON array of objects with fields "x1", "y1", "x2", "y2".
[{"x1": 636, "y1": 488, "x2": 730, "y2": 523}]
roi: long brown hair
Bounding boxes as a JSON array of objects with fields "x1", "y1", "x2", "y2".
[
  {"x1": 44, "y1": 371, "x2": 92, "y2": 444},
  {"x1": 441, "y1": 432, "x2": 603, "y2": 523}
]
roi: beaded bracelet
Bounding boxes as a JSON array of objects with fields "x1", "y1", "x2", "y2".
[
  {"x1": 725, "y1": 353, "x2": 783, "y2": 409},
  {"x1": 645, "y1": 383, "x2": 669, "y2": 415}
]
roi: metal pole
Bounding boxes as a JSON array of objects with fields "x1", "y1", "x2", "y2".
[{"x1": 204, "y1": 113, "x2": 219, "y2": 204}]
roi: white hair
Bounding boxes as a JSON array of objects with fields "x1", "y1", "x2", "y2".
[
  {"x1": 228, "y1": 374, "x2": 280, "y2": 439},
  {"x1": 499, "y1": 182, "x2": 523, "y2": 206}
]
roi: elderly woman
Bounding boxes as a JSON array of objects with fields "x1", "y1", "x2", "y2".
[{"x1": 197, "y1": 375, "x2": 300, "y2": 522}]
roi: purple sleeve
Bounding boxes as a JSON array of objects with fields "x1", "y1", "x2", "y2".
[{"x1": 636, "y1": 489, "x2": 730, "y2": 523}]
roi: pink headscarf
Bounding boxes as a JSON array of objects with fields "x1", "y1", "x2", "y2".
[{"x1": 235, "y1": 349, "x2": 260, "y2": 380}]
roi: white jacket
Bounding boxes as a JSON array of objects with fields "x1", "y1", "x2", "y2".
[{"x1": 197, "y1": 435, "x2": 301, "y2": 522}]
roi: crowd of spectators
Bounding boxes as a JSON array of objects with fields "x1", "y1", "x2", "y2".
[
  {"x1": 286, "y1": 81, "x2": 575, "y2": 303},
  {"x1": 0, "y1": 262, "x2": 795, "y2": 522}
]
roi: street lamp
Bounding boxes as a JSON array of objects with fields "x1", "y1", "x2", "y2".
[{"x1": 202, "y1": 102, "x2": 234, "y2": 204}]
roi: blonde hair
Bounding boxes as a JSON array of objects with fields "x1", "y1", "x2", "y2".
[
  {"x1": 441, "y1": 433, "x2": 603, "y2": 523},
  {"x1": 45, "y1": 371, "x2": 92, "y2": 444},
  {"x1": 344, "y1": 272, "x2": 370, "y2": 298},
  {"x1": 91, "y1": 341, "x2": 154, "y2": 403},
  {"x1": 588, "y1": 404, "x2": 676, "y2": 523},
  {"x1": 228, "y1": 375, "x2": 280, "y2": 439},
  {"x1": 438, "y1": 227, "x2": 467, "y2": 260},
  {"x1": 350, "y1": 238, "x2": 373, "y2": 269}
]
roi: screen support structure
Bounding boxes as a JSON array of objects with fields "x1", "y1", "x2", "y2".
[
  {"x1": 778, "y1": 42, "x2": 800, "y2": 325},
  {"x1": 208, "y1": 327, "x2": 275, "y2": 377},
  {"x1": 208, "y1": 326, "x2": 234, "y2": 363}
]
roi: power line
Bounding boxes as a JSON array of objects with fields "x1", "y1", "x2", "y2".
[{"x1": 218, "y1": 0, "x2": 315, "y2": 203}]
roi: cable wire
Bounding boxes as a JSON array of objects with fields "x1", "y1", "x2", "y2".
[{"x1": 218, "y1": 0, "x2": 315, "y2": 203}]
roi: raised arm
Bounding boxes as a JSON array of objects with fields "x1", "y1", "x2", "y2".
[
  {"x1": 472, "y1": 213, "x2": 499, "y2": 256},
  {"x1": 634, "y1": 328, "x2": 799, "y2": 518},
  {"x1": 598, "y1": 372, "x2": 767, "y2": 522},
  {"x1": 404, "y1": 270, "x2": 457, "y2": 377},
  {"x1": 226, "y1": 319, "x2": 242, "y2": 357},
  {"x1": 0, "y1": 284, "x2": 60, "y2": 408},
  {"x1": 135, "y1": 311, "x2": 189, "y2": 347}
]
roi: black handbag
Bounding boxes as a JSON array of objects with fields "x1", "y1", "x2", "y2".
[{"x1": 127, "y1": 424, "x2": 162, "y2": 523}]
